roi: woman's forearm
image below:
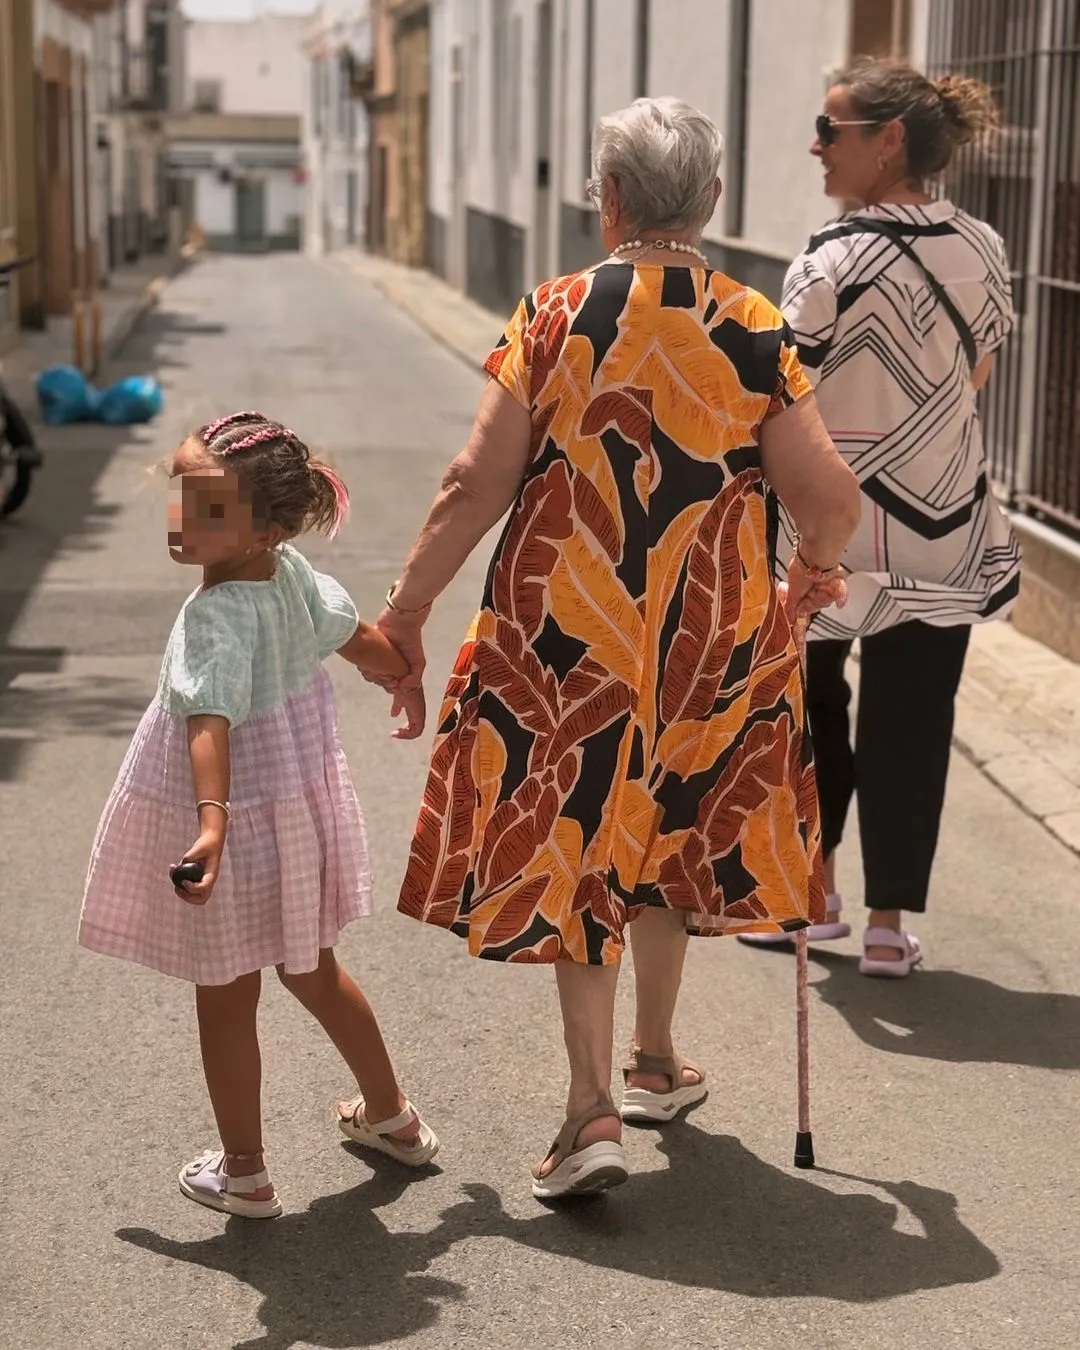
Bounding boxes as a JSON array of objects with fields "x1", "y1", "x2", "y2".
[
  {"x1": 391, "y1": 380, "x2": 533, "y2": 613},
  {"x1": 391, "y1": 472, "x2": 511, "y2": 611},
  {"x1": 187, "y1": 715, "x2": 231, "y2": 835}
]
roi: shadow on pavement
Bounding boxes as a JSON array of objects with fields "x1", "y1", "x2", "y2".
[
  {"x1": 0, "y1": 294, "x2": 228, "y2": 782},
  {"x1": 809, "y1": 949, "x2": 1080, "y2": 1069},
  {"x1": 116, "y1": 1125, "x2": 998, "y2": 1348},
  {"x1": 117, "y1": 1158, "x2": 466, "y2": 1350}
]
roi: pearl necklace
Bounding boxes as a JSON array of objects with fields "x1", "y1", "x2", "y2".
[{"x1": 611, "y1": 238, "x2": 709, "y2": 264}]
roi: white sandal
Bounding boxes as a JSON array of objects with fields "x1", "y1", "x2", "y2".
[
  {"x1": 620, "y1": 1050, "x2": 708, "y2": 1123},
  {"x1": 338, "y1": 1094, "x2": 440, "y2": 1166},
  {"x1": 859, "y1": 927, "x2": 923, "y2": 978},
  {"x1": 531, "y1": 1101, "x2": 628, "y2": 1200},
  {"x1": 178, "y1": 1149, "x2": 282, "y2": 1220}
]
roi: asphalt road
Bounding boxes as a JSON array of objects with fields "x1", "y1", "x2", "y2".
[{"x1": 1, "y1": 255, "x2": 1077, "y2": 1350}]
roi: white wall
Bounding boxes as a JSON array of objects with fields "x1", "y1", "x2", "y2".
[
  {"x1": 742, "y1": 0, "x2": 850, "y2": 256},
  {"x1": 428, "y1": 0, "x2": 453, "y2": 222},
  {"x1": 194, "y1": 169, "x2": 233, "y2": 234},
  {"x1": 186, "y1": 16, "x2": 306, "y2": 115},
  {"x1": 192, "y1": 164, "x2": 300, "y2": 238}
]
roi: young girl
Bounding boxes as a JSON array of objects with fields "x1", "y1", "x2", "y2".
[{"x1": 78, "y1": 411, "x2": 437, "y2": 1219}]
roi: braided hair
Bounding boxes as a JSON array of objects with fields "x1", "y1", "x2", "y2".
[{"x1": 193, "y1": 411, "x2": 349, "y2": 539}]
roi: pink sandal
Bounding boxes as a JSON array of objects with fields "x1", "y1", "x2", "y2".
[
  {"x1": 859, "y1": 927, "x2": 923, "y2": 978},
  {"x1": 738, "y1": 894, "x2": 851, "y2": 947}
]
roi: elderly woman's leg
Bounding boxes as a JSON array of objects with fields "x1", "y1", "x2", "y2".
[
  {"x1": 534, "y1": 959, "x2": 622, "y2": 1184},
  {"x1": 624, "y1": 908, "x2": 705, "y2": 1102}
]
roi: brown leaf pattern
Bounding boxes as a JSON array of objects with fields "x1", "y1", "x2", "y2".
[{"x1": 399, "y1": 267, "x2": 824, "y2": 962}]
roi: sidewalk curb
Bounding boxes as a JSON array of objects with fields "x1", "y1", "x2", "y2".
[
  {"x1": 103, "y1": 257, "x2": 190, "y2": 366},
  {"x1": 343, "y1": 250, "x2": 1080, "y2": 863}
]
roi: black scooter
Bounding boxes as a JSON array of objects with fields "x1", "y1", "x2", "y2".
[
  {"x1": 0, "y1": 363, "x2": 42, "y2": 519},
  {"x1": 0, "y1": 256, "x2": 42, "y2": 520}
]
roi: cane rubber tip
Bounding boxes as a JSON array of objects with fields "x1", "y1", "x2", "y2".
[
  {"x1": 794, "y1": 1131, "x2": 815, "y2": 1169},
  {"x1": 171, "y1": 861, "x2": 205, "y2": 885}
]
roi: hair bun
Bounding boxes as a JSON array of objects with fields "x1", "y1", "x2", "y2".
[{"x1": 932, "y1": 74, "x2": 999, "y2": 142}]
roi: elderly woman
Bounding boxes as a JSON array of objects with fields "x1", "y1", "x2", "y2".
[{"x1": 376, "y1": 98, "x2": 860, "y2": 1199}]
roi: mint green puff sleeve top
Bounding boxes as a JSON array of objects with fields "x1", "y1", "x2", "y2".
[{"x1": 159, "y1": 545, "x2": 359, "y2": 728}]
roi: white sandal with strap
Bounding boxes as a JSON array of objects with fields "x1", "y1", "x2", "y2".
[
  {"x1": 859, "y1": 927, "x2": 923, "y2": 978},
  {"x1": 338, "y1": 1094, "x2": 440, "y2": 1166},
  {"x1": 531, "y1": 1100, "x2": 628, "y2": 1200},
  {"x1": 178, "y1": 1149, "x2": 282, "y2": 1220},
  {"x1": 620, "y1": 1050, "x2": 708, "y2": 1123}
]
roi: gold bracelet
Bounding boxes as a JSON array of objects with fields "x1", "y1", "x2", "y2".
[
  {"x1": 196, "y1": 798, "x2": 230, "y2": 819},
  {"x1": 386, "y1": 583, "x2": 433, "y2": 616}
]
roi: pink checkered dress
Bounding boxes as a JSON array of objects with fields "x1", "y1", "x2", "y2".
[{"x1": 78, "y1": 546, "x2": 373, "y2": 986}]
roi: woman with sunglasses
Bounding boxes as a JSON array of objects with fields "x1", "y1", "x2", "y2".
[{"x1": 741, "y1": 59, "x2": 1020, "y2": 977}]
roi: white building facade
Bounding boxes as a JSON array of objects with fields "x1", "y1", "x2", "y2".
[
  {"x1": 169, "y1": 13, "x2": 306, "y2": 252},
  {"x1": 302, "y1": 2, "x2": 370, "y2": 257},
  {"x1": 426, "y1": 0, "x2": 930, "y2": 314}
]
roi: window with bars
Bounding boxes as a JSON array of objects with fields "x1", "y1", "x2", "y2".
[{"x1": 928, "y1": 0, "x2": 1080, "y2": 537}]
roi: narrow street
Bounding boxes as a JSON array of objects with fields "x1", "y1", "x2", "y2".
[{"x1": 2, "y1": 254, "x2": 1077, "y2": 1350}]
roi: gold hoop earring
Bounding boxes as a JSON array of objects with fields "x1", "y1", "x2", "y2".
[
  {"x1": 877, "y1": 156, "x2": 888, "y2": 172},
  {"x1": 603, "y1": 215, "x2": 612, "y2": 227}
]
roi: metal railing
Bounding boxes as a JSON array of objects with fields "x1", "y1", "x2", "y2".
[{"x1": 928, "y1": 0, "x2": 1080, "y2": 538}]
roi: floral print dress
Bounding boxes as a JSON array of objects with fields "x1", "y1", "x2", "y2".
[{"x1": 399, "y1": 263, "x2": 826, "y2": 965}]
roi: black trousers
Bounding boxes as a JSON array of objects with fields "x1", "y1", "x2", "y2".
[{"x1": 805, "y1": 621, "x2": 972, "y2": 914}]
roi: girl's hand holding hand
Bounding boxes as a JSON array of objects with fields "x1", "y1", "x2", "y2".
[{"x1": 172, "y1": 829, "x2": 224, "y2": 905}]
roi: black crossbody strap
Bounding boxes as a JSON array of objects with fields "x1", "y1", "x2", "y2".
[{"x1": 833, "y1": 219, "x2": 978, "y2": 371}]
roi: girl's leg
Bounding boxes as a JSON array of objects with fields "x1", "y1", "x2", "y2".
[
  {"x1": 855, "y1": 621, "x2": 972, "y2": 959},
  {"x1": 536, "y1": 957, "x2": 621, "y2": 1175},
  {"x1": 277, "y1": 948, "x2": 417, "y2": 1141},
  {"x1": 805, "y1": 637, "x2": 857, "y2": 918},
  {"x1": 195, "y1": 970, "x2": 274, "y2": 1199},
  {"x1": 624, "y1": 907, "x2": 701, "y2": 1093}
]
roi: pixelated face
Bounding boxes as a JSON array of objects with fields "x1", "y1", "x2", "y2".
[{"x1": 167, "y1": 442, "x2": 269, "y2": 565}]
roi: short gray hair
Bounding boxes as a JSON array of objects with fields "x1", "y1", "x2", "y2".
[{"x1": 589, "y1": 97, "x2": 723, "y2": 235}]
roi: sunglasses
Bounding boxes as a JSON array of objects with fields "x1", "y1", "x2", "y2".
[{"x1": 815, "y1": 114, "x2": 879, "y2": 146}]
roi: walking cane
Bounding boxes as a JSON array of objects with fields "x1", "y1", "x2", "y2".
[{"x1": 791, "y1": 608, "x2": 815, "y2": 1170}]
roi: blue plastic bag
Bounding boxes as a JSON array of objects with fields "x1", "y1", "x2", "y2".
[
  {"x1": 36, "y1": 365, "x2": 102, "y2": 425},
  {"x1": 98, "y1": 375, "x2": 164, "y2": 425},
  {"x1": 34, "y1": 366, "x2": 163, "y2": 426}
]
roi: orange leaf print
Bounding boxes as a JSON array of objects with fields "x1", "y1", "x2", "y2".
[
  {"x1": 701, "y1": 717, "x2": 788, "y2": 858},
  {"x1": 548, "y1": 531, "x2": 644, "y2": 688},
  {"x1": 474, "y1": 724, "x2": 508, "y2": 832},
  {"x1": 530, "y1": 816, "x2": 585, "y2": 918},
  {"x1": 480, "y1": 875, "x2": 550, "y2": 950},
  {"x1": 660, "y1": 476, "x2": 754, "y2": 726},
  {"x1": 741, "y1": 781, "x2": 811, "y2": 925},
  {"x1": 479, "y1": 774, "x2": 559, "y2": 891},
  {"x1": 573, "y1": 472, "x2": 622, "y2": 563},
  {"x1": 611, "y1": 779, "x2": 659, "y2": 891},
  {"x1": 475, "y1": 619, "x2": 559, "y2": 749},
  {"x1": 658, "y1": 833, "x2": 714, "y2": 914},
  {"x1": 581, "y1": 388, "x2": 653, "y2": 455},
  {"x1": 491, "y1": 459, "x2": 574, "y2": 638},
  {"x1": 399, "y1": 717, "x2": 477, "y2": 920},
  {"x1": 545, "y1": 679, "x2": 633, "y2": 767}
]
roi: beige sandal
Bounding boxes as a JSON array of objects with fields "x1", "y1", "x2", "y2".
[
  {"x1": 620, "y1": 1050, "x2": 708, "y2": 1123},
  {"x1": 531, "y1": 1100, "x2": 628, "y2": 1200},
  {"x1": 337, "y1": 1095, "x2": 440, "y2": 1166}
]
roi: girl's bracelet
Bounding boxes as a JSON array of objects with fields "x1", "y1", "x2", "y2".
[{"x1": 196, "y1": 799, "x2": 230, "y2": 820}]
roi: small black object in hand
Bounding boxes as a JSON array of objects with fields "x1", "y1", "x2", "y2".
[{"x1": 171, "y1": 861, "x2": 205, "y2": 885}]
